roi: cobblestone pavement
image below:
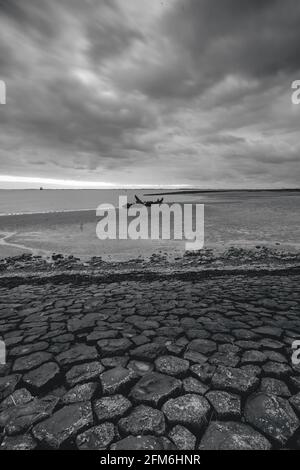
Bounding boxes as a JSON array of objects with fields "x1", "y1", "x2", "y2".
[{"x1": 0, "y1": 273, "x2": 300, "y2": 450}]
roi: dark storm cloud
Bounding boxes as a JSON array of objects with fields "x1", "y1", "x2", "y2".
[
  {"x1": 127, "y1": 0, "x2": 300, "y2": 99},
  {"x1": 0, "y1": 0, "x2": 62, "y2": 41},
  {"x1": 0, "y1": 0, "x2": 299, "y2": 187}
]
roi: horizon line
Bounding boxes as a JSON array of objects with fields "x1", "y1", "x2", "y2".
[
  {"x1": 0, "y1": 175, "x2": 299, "y2": 191},
  {"x1": 0, "y1": 175, "x2": 191, "y2": 189}
]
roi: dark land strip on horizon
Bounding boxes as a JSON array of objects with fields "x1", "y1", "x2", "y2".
[{"x1": 144, "y1": 188, "x2": 300, "y2": 196}]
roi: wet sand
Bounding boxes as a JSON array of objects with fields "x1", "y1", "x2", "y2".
[{"x1": 0, "y1": 202, "x2": 299, "y2": 261}]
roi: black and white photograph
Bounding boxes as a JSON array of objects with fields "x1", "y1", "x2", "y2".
[{"x1": 0, "y1": 0, "x2": 300, "y2": 457}]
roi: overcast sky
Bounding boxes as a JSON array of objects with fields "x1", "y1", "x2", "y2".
[{"x1": 0, "y1": 0, "x2": 300, "y2": 188}]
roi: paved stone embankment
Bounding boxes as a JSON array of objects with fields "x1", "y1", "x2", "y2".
[{"x1": 0, "y1": 272, "x2": 300, "y2": 450}]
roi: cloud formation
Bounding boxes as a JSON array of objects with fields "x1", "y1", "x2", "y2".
[{"x1": 0, "y1": 0, "x2": 299, "y2": 187}]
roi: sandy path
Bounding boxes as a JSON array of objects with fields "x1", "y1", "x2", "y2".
[{"x1": 0, "y1": 231, "x2": 51, "y2": 257}]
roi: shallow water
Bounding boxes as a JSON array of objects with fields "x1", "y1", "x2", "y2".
[{"x1": 0, "y1": 190, "x2": 299, "y2": 259}]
